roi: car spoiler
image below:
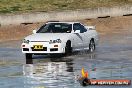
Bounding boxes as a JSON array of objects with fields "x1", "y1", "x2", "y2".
[{"x1": 85, "y1": 26, "x2": 96, "y2": 30}]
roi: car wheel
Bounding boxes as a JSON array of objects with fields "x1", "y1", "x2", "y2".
[
  {"x1": 25, "y1": 53, "x2": 33, "y2": 64},
  {"x1": 89, "y1": 40, "x2": 95, "y2": 53},
  {"x1": 25, "y1": 53, "x2": 32, "y2": 59},
  {"x1": 65, "y1": 41, "x2": 72, "y2": 55}
]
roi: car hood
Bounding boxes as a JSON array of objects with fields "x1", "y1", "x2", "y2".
[{"x1": 25, "y1": 33, "x2": 70, "y2": 41}]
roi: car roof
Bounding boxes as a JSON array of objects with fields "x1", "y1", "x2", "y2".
[{"x1": 46, "y1": 21, "x2": 80, "y2": 24}]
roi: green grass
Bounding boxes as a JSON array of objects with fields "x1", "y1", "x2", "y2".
[{"x1": 0, "y1": 0, "x2": 132, "y2": 14}]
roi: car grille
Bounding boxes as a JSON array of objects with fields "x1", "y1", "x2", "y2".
[{"x1": 31, "y1": 47, "x2": 47, "y2": 51}]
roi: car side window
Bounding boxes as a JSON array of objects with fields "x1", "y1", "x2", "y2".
[
  {"x1": 73, "y1": 23, "x2": 87, "y2": 33},
  {"x1": 80, "y1": 24, "x2": 87, "y2": 32}
]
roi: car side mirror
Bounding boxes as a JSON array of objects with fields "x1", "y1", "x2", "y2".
[
  {"x1": 33, "y1": 30, "x2": 36, "y2": 34},
  {"x1": 74, "y1": 30, "x2": 80, "y2": 34}
]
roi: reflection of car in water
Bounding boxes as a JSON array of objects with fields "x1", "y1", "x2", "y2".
[
  {"x1": 23, "y1": 62, "x2": 67, "y2": 77},
  {"x1": 22, "y1": 55, "x2": 98, "y2": 88},
  {"x1": 23, "y1": 58, "x2": 74, "y2": 85},
  {"x1": 21, "y1": 21, "x2": 98, "y2": 60}
]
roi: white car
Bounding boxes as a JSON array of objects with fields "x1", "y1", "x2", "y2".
[{"x1": 21, "y1": 21, "x2": 98, "y2": 59}]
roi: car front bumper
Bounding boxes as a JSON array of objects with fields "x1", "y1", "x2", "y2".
[{"x1": 21, "y1": 42, "x2": 65, "y2": 54}]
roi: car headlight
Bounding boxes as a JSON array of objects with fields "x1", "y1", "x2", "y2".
[
  {"x1": 49, "y1": 39, "x2": 62, "y2": 44},
  {"x1": 23, "y1": 39, "x2": 29, "y2": 44}
]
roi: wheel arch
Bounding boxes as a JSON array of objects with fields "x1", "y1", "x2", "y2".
[{"x1": 90, "y1": 38, "x2": 95, "y2": 42}]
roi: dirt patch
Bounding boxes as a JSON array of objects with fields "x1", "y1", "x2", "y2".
[
  {"x1": 0, "y1": 16, "x2": 132, "y2": 42},
  {"x1": 0, "y1": 23, "x2": 43, "y2": 42},
  {"x1": 82, "y1": 16, "x2": 132, "y2": 35}
]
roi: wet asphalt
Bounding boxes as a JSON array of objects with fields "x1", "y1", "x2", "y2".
[{"x1": 0, "y1": 33, "x2": 132, "y2": 88}]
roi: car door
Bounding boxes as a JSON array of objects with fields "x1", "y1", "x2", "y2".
[
  {"x1": 72, "y1": 23, "x2": 86, "y2": 50},
  {"x1": 79, "y1": 23, "x2": 90, "y2": 48}
]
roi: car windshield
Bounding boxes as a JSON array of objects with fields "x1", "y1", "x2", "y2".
[{"x1": 37, "y1": 23, "x2": 72, "y2": 33}]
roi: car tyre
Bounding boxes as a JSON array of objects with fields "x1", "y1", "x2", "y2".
[
  {"x1": 89, "y1": 40, "x2": 95, "y2": 53},
  {"x1": 65, "y1": 41, "x2": 72, "y2": 55},
  {"x1": 25, "y1": 53, "x2": 32, "y2": 59}
]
